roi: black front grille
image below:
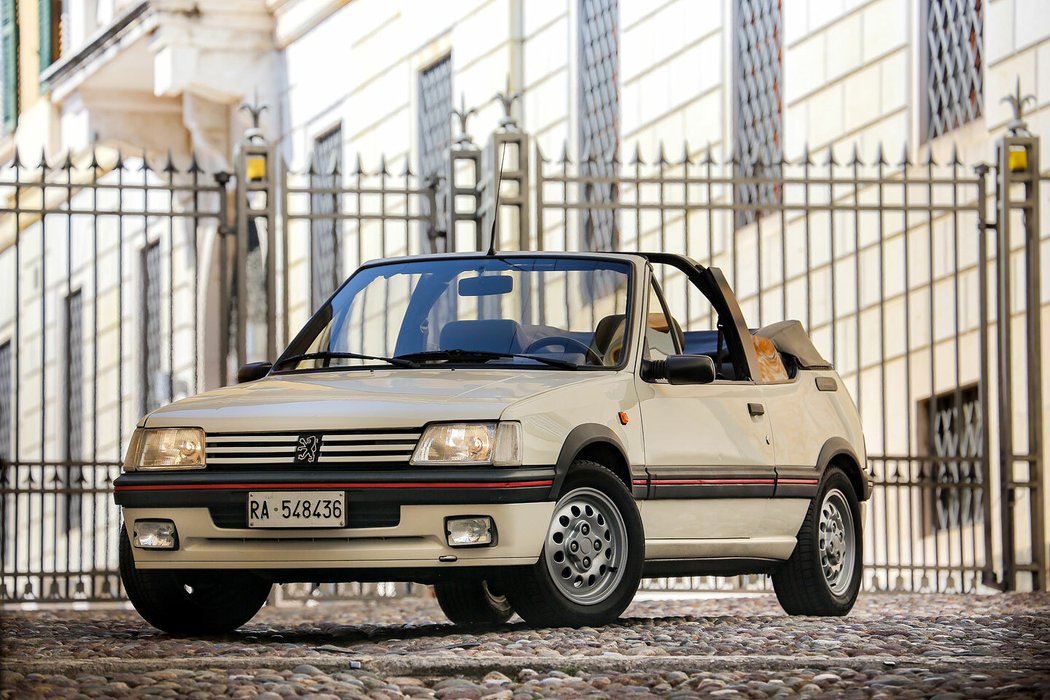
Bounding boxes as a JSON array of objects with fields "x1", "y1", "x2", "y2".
[
  {"x1": 208, "y1": 499, "x2": 401, "y2": 529},
  {"x1": 204, "y1": 428, "x2": 422, "y2": 471}
]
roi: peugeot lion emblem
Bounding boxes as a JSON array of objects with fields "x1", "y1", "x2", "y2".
[{"x1": 294, "y1": 434, "x2": 322, "y2": 465}]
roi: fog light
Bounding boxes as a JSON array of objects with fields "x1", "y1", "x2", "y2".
[
  {"x1": 445, "y1": 517, "x2": 495, "y2": 547},
  {"x1": 133, "y1": 520, "x2": 178, "y2": 550}
]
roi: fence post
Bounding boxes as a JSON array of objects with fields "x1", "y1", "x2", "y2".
[
  {"x1": 448, "y1": 97, "x2": 482, "y2": 252},
  {"x1": 234, "y1": 102, "x2": 279, "y2": 368},
  {"x1": 993, "y1": 82, "x2": 1045, "y2": 591},
  {"x1": 485, "y1": 87, "x2": 530, "y2": 251}
]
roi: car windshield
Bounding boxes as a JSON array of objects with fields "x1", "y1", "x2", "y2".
[{"x1": 277, "y1": 256, "x2": 633, "y2": 371}]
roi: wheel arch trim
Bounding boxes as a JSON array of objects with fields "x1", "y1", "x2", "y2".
[
  {"x1": 817, "y1": 437, "x2": 871, "y2": 501},
  {"x1": 551, "y1": 424, "x2": 634, "y2": 497}
]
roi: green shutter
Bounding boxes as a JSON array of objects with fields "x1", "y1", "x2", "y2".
[
  {"x1": 1, "y1": 0, "x2": 17, "y2": 133},
  {"x1": 38, "y1": 0, "x2": 52, "y2": 71}
]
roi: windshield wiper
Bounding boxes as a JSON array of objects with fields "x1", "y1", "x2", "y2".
[
  {"x1": 394, "y1": 348, "x2": 579, "y2": 370},
  {"x1": 273, "y1": 351, "x2": 417, "y2": 370}
]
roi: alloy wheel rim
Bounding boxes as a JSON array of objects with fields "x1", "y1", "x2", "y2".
[
  {"x1": 818, "y1": 488, "x2": 856, "y2": 596},
  {"x1": 544, "y1": 487, "x2": 627, "y2": 605}
]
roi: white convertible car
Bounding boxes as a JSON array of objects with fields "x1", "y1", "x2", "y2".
[{"x1": 115, "y1": 252, "x2": 870, "y2": 634}]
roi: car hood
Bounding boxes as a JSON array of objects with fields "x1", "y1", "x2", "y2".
[{"x1": 144, "y1": 368, "x2": 608, "y2": 432}]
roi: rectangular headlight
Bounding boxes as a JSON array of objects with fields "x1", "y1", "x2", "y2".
[
  {"x1": 411, "y1": 422, "x2": 521, "y2": 466},
  {"x1": 124, "y1": 428, "x2": 206, "y2": 471}
]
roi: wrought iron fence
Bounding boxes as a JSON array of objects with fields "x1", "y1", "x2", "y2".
[
  {"x1": 0, "y1": 110, "x2": 1044, "y2": 604},
  {"x1": 0, "y1": 149, "x2": 228, "y2": 603}
]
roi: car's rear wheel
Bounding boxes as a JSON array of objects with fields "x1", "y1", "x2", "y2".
[
  {"x1": 119, "y1": 524, "x2": 271, "y2": 635},
  {"x1": 434, "y1": 578, "x2": 513, "y2": 625},
  {"x1": 503, "y1": 460, "x2": 643, "y2": 627},
  {"x1": 772, "y1": 466, "x2": 862, "y2": 616}
]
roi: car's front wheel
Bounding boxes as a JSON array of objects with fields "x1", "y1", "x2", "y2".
[
  {"x1": 772, "y1": 466, "x2": 863, "y2": 615},
  {"x1": 434, "y1": 578, "x2": 513, "y2": 625},
  {"x1": 503, "y1": 460, "x2": 643, "y2": 627},
  {"x1": 119, "y1": 525, "x2": 271, "y2": 635}
]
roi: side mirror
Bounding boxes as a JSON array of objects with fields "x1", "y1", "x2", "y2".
[
  {"x1": 645, "y1": 354, "x2": 716, "y2": 385},
  {"x1": 237, "y1": 361, "x2": 272, "y2": 383}
]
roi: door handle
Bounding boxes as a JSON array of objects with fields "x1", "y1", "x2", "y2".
[{"x1": 748, "y1": 402, "x2": 765, "y2": 417}]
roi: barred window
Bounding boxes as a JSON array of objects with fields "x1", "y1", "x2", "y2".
[
  {"x1": 578, "y1": 0, "x2": 619, "y2": 252},
  {"x1": 734, "y1": 0, "x2": 782, "y2": 227},
  {"x1": 920, "y1": 386, "x2": 984, "y2": 534},
  {"x1": 64, "y1": 290, "x2": 83, "y2": 532},
  {"x1": 311, "y1": 126, "x2": 343, "y2": 308},
  {"x1": 925, "y1": 0, "x2": 983, "y2": 140},
  {"x1": 142, "y1": 241, "x2": 164, "y2": 414},
  {"x1": 418, "y1": 56, "x2": 452, "y2": 249}
]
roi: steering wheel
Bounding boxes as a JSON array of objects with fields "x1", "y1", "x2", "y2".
[{"x1": 524, "y1": 336, "x2": 604, "y2": 365}]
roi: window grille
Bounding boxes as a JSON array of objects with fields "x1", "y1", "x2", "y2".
[
  {"x1": 142, "y1": 241, "x2": 164, "y2": 414},
  {"x1": 734, "y1": 0, "x2": 782, "y2": 228},
  {"x1": 920, "y1": 386, "x2": 983, "y2": 534},
  {"x1": 578, "y1": 0, "x2": 619, "y2": 252},
  {"x1": 65, "y1": 290, "x2": 83, "y2": 532},
  {"x1": 418, "y1": 56, "x2": 452, "y2": 248},
  {"x1": 311, "y1": 126, "x2": 343, "y2": 308},
  {"x1": 1, "y1": 0, "x2": 17, "y2": 133},
  {"x1": 925, "y1": 0, "x2": 983, "y2": 140}
]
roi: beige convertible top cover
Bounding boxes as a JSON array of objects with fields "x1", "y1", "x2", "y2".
[{"x1": 754, "y1": 320, "x2": 832, "y2": 369}]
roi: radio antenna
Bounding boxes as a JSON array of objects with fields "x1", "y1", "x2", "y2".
[{"x1": 486, "y1": 141, "x2": 508, "y2": 256}]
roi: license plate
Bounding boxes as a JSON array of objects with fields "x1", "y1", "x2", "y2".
[{"x1": 247, "y1": 491, "x2": 346, "y2": 528}]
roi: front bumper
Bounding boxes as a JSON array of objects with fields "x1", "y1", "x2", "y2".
[
  {"x1": 115, "y1": 468, "x2": 556, "y2": 570},
  {"x1": 122, "y1": 502, "x2": 553, "y2": 569}
]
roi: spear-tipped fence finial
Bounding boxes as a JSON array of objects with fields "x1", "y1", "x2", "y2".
[
  {"x1": 849, "y1": 143, "x2": 862, "y2": 167},
  {"x1": 898, "y1": 143, "x2": 912, "y2": 168},
  {"x1": 1002, "y1": 77, "x2": 1036, "y2": 135},
  {"x1": 875, "y1": 143, "x2": 887, "y2": 166},
  {"x1": 823, "y1": 144, "x2": 838, "y2": 167},
  {"x1": 799, "y1": 143, "x2": 813, "y2": 167},
  {"x1": 679, "y1": 141, "x2": 692, "y2": 166},
  {"x1": 557, "y1": 140, "x2": 570, "y2": 165},
  {"x1": 163, "y1": 149, "x2": 178, "y2": 174},
  {"x1": 629, "y1": 142, "x2": 643, "y2": 167},
  {"x1": 923, "y1": 145, "x2": 937, "y2": 168},
  {"x1": 701, "y1": 142, "x2": 715, "y2": 166}
]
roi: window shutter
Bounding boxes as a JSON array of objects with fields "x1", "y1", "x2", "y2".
[
  {"x1": 1, "y1": 0, "x2": 17, "y2": 133},
  {"x1": 38, "y1": 0, "x2": 54, "y2": 70}
]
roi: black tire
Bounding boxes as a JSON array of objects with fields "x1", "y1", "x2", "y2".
[
  {"x1": 772, "y1": 467, "x2": 863, "y2": 616},
  {"x1": 503, "y1": 460, "x2": 643, "y2": 627},
  {"x1": 119, "y1": 524, "x2": 272, "y2": 635},
  {"x1": 434, "y1": 579, "x2": 514, "y2": 625}
]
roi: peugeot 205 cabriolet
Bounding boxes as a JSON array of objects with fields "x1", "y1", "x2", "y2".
[{"x1": 115, "y1": 252, "x2": 870, "y2": 634}]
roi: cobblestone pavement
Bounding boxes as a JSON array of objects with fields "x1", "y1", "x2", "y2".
[{"x1": 2, "y1": 593, "x2": 1049, "y2": 698}]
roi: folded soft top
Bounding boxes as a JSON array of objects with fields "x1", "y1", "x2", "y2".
[{"x1": 754, "y1": 320, "x2": 832, "y2": 370}]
